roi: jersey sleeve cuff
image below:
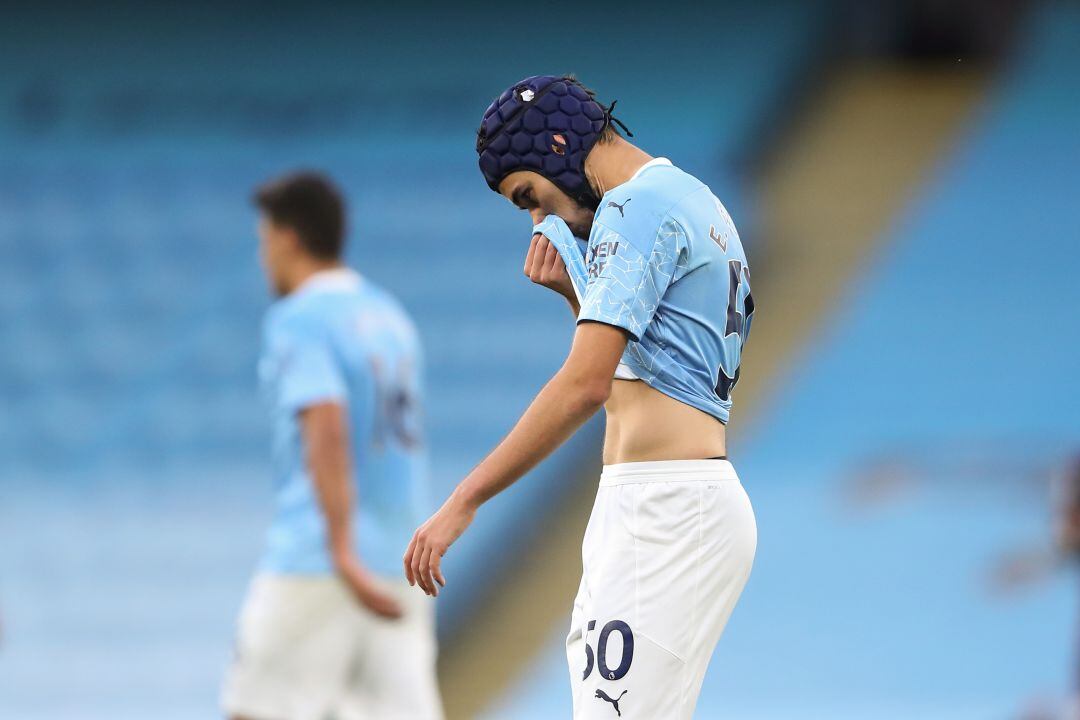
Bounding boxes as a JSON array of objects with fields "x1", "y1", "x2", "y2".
[
  {"x1": 282, "y1": 388, "x2": 347, "y2": 413},
  {"x1": 576, "y1": 316, "x2": 640, "y2": 343}
]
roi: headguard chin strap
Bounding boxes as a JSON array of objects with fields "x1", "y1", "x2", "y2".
[{"x1": 476, "y1": 75, "x2": 632, "y2": 211}]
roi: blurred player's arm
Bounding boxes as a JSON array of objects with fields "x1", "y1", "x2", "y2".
[
  {"x1": 1057, "y1": 507, "x2": 1080, "y2": 557},
  {"x1": 404, "y1": 321, "x2": 625, "y2": 595},
  {"x1": 1055, "y1": 456, "x2": 1080, "y2": 558},
  {"x1": 989, "y1": 456, "x2": 1080, "y2": 595},
  {"x1": 301, "y1": 402, "x2": 402, "y2": 619},
  {"x1": 525, "y1": 232, "x2": 580, "y2": 316}
]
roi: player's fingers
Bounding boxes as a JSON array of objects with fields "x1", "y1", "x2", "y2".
[
  {"x1": 432, "y1": 551, "x2": 446, "y2": 588},
  {"x1": 417, "y1": 544, "x2": 434, "y2": 595},
  {"x1": 524, "y1": 233, "x2": 541, "y2": 276},
  {"x1": 545, "y1": 246, "x2": 566, "y2": 283},
  {"x1": 529, "y1": 236, "x2": 550, "y2": 281},
  {"x1": 422, "y1": 545, "x2": 439, "y2": 596},
  {"x1": 553, "y1": 253, "x2": 567, "y2": 280},
  {"x1": 412, "y1": 540, "x2": 427, "y2": 594},
  {"x1": 542, "y1": 238, "x2": 559, "y2": 273},
  {"x1": 403, "y1": 535, "x2": 417, "y2": 585},
  {"x1": 410, "y1": 536, "x2": 426, "y2": 590}
]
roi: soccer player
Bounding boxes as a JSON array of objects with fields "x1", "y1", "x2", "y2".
[
  {"x1": 404, "y1": 76, "x2": 757, "y2": 718},
  {"x1": 223, "y1": 173, "x2": 443, "y2": 720},
  {"x1": 1054, "y1": 456, "x2": 1080, "y2": 720}
]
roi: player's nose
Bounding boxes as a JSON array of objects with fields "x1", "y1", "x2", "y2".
[{"x1": 529, "y1": 208, "x2": 546, "y2": 226}]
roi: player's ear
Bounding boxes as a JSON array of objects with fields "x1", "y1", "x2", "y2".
[{"x1": 280, "y1": 225, "x2": 307, "y2": 256}]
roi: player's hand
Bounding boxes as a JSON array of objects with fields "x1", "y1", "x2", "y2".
[
  {"x1": 524, "y1": 232, "x2": 575, "y2": 302},
  {"x1": 403, "y1": 492, "x2": 476, "y2": 597},
  {"x1": 334, "y1": 552, "x2": 404, "y2": 620}
]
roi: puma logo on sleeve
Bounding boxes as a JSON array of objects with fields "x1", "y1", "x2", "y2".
[{"x1": 606, "y1": 198, "x2": 631, "y2": 217}]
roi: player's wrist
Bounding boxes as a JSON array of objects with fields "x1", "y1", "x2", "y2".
[
  {"x1": 450, "y1": 482, "x2": 483, "y2": 513},
  {"x1": 329, "y1": 543, "x2": 360, "y2": 570}
]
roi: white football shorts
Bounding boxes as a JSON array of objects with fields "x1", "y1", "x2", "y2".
[
  {"x1": 566, "y1": 459, "x2": 756, "y2": 719},
  {"x1": 222, "y1": 573, "x2": 443, "y2": 720}
]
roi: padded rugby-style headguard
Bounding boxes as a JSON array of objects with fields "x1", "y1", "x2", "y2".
[{"x1": 476, "y1": 75, "x2": 631, "y2": 211}]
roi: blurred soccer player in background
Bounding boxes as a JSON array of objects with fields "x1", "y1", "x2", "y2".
[
  {"x1": 1058, "y1": 456, "x2": 1080, "y2": 720},
  {"x1": 993, "y1": 454, "x2": 1080, "y2": 719},
  {"x1": 223, "y1": 173, "x2": 442, "y2": 719},
  {"x1": 405, "y1": 76, "x2": 756, "y2": 718}
]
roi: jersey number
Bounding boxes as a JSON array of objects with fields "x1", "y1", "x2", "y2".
[
  {"x1": 716, "y1": 259, "x2": 754, "y2": 402},
  {"x1": 582, "y1": 619, "x2": 634, "y2": 681},
  {"x1": 370, "y1": 356, "x2": 422, "y2": 449}
]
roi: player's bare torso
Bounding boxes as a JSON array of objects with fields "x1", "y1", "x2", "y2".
[{"x1": 602, "y1": 379, "x2": 726, "y2": 464}]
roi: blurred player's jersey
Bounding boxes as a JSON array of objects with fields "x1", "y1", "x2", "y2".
[
  {"x1": 258, "y1": 268, "x2": 427, "y2": 577},
  {"x1": 577, "y1": 158, "x2": 754, "y2": 423}
]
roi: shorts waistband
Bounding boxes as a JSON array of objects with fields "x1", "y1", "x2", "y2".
[{"x1": 599, "y1": 459, "x2": 739, "y2": 486}]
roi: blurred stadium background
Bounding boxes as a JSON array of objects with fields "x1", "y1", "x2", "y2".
[{"x1": 1, "y1": 0, "x2": 1078, "y2": 718}]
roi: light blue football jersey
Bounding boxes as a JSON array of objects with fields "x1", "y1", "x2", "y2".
[
  {"x1": 576, "y1": 158, "x2": 754, "y2": 423},
  {"x1": 258, "y1": 268, "x2": 427, "y2": 577}
]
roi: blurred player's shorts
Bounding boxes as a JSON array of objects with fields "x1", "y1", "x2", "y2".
[{"x1": 222, "y1": 573, "x2": 443, "y2": 720}]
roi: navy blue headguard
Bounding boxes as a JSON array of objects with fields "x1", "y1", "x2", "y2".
[{"x1": 476, "y1": 75, "x2": 630, "y2": 211}]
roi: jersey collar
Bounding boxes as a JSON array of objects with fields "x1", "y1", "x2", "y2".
[
  {"x1": 294, "y1": 267, "x2": 362, "y2": 296},
  {"x1": 599, "y1": 157, "x2": 674, "y2": 205},
  {"x1": 629, "y1": 157, "x2": 673, "y2": 182}
]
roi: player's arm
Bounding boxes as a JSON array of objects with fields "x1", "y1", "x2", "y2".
[
  {"x1": 525, "y1": 232, "x2": 580, "y2": 316},
  {"x1": 301, "y1": 402, "x2": 402, "y2": 619},
  {"x1": 301, "y1": 402, "x2": 355, "y2": 565},
  {"x1": 404, "y1": 320, "x2": 625, "y2": 595}
]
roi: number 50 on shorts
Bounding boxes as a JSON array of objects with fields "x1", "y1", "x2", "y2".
[{"x1": 582, "y1": 619, "x2": 634, "y2": 681}]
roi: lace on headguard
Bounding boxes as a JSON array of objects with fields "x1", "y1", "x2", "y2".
[{"x1": 476, "y1": 75, "x2": 632, "y2": 211}]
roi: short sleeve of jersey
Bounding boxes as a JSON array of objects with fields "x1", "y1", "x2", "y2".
[
  {"x1": 269, "y1": 318, "x2": 347, "y2": 412},
  {"x1": 577, "y1": 219, "x2": 684, "y2": 342}
]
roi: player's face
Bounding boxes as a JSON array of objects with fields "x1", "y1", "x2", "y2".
[
  {"x1": 498, "y1": 171, "x2": 594, "y2": 239},
  {"x1": 257, "y1": 215, "x2": 293, "y2": 296}
]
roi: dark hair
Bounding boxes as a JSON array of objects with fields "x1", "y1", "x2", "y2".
[
  {"x1": 254, "y1": 172, "x2": 346, "y2": 260},
  {"x1": 596, "y1": 124, "x2": 622, "y2": 145}
]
